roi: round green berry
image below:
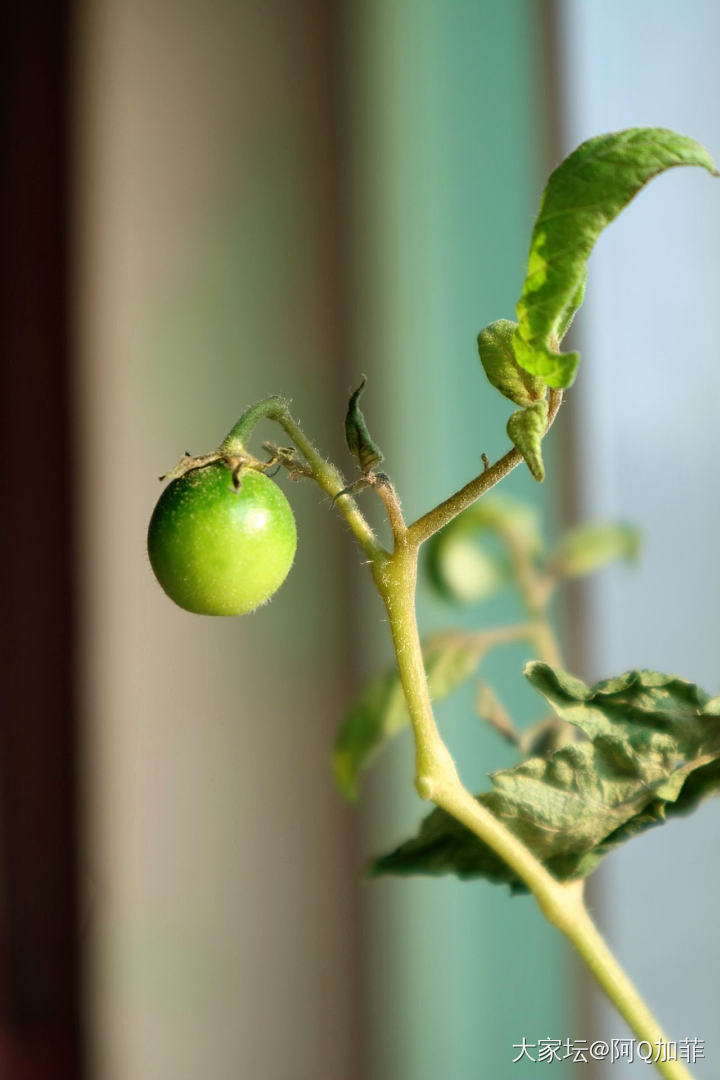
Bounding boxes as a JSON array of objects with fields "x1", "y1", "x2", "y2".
[{"x1": 148, "y1": 463, "x2": 297, "y2": 615}]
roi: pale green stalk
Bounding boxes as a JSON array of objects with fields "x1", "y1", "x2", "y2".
[
  {"x1": 230, "y1": 399, "x2": 694, "y2": 1080},
  {"x1": 376, "y1": 548, "x2": 690, "y2": 1080}
]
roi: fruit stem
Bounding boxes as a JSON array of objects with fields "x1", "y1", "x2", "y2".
[{"x1": 221, "y1": 398, "x2": 387, "y2": 562}]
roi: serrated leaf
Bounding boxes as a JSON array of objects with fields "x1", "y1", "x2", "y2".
[
  {"x1": 513, "y1": 128, "x2": 717, "y2": 388},
  {"x1": 551, "y1": 521, "x2": 641, "y2": 578},
  {"x1": 333, "y1": 632, "x2": 491, "y2": 800},
  {"x1": 506, "y1": 400, "x2": 548, "y2": 482},
  {"x1": 372, "y1": 664, "x2": 720, "y2": 889},
  {"x1": 426, "y1": 495, "x2": 543, "y2": 605},
  {"x1": 477, "y1": 319, "x2": 546, "y2": 407}
]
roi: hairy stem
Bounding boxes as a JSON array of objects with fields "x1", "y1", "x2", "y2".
[
  {"x1": 408, "y1": 388, "x2": 563, "y2": 548},
  {"x1": 372, "y1": 544, "x2": 458, "y2": 792},
  {"x1": 378, "y1": 541, "x2": 692, "y2": 1080},
  {"x1": 221, "y1": 397, "x2": 386, "y2": 561},
  {"x1": 230, "y1": 396, "x2": 690, "y2": 1079},
  {"x1": 375, "y1": 477, "x2": 406, "y2": 548}
]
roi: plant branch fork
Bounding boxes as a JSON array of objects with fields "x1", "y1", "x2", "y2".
[{"x1": 179, "y1": 389, "x2": 693, "y2": 1080}]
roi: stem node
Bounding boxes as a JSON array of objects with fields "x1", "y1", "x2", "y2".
[{"x1": 415, "y1": 776, "x2": 435, "y2": 801}]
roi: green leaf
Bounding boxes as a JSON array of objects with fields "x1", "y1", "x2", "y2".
[
  {"x1": 333, "y1": 632, "x2": 491, "y2": 800},
  {"x1": 345, "y1": 376, "x2": 383, "y2": 472},
  {"x1": 506, "y1": 400, "x2": 548, "y2": 482},
  {"x1": 554, "y1": 267, "x2": 587, "y2": 342},
  {"x1": 513, "y1": 128, "x2": 717, "y2": 388},
  {"x1": 427, "y1": 535, "x2": 507, "y2": 605},
  {"x1": 477, "y1": 319, "x2": 546, "y2": 407},
  {"x1": 551, "y1": 521, "x2": 641, "y2": 578},
  {"x1": 372, "y1": 664, "x2": 720, "y2": 889},
  {"x1": 426, "y1": 495, "x2": 542, "y2": 605},
  {"x1": 459, "y1": 495, "x2": 544, "y2": 551}
]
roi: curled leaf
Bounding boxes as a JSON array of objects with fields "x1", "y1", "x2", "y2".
[
  {"x1": 345, "y1": 376, "x2": 383, "y2": 472},
  {"x1": 513, "y1": 128, "x2": 717, "y2": 388},
  {"x1": 506, "y1": 400, "x2": 548, "y2": 482},
  {"x1": 477, "y1": 319, "x2": 546, "y2": 407},
  {"x1": 373, "y1": 665, "x2": 720, "y2": 889}
]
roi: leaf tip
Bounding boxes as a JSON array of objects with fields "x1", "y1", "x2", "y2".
[
  {"x1": 367, "y1": 856, "x2": 388, "y2": 879},
  {"x1": 345, "y1": 376, "x2": 383, "y2": 472},
  {"x1": 523, "y1": 659, "x2": 549, "y2": 682},
  {"x1": 506, "y1": 401, "x2": 548, "y2": 481}
]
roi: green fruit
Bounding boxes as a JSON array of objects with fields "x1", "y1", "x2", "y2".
[{"x1": 148, "y1": 462, "x2": 297, "y2": 615}]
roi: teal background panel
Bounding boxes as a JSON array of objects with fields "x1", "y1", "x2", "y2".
[{"x1": 346, "y1": 3, "x2": 576, "y2": 1077}]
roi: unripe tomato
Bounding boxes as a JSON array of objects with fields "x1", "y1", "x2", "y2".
[{"x1": 148, "y1": 462, "x2": 297, "y2": 615}]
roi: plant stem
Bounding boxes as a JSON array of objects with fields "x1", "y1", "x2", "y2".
[
  {"x1": 231, "y1": 396, "x2": 692, "y2": 1079},
  {"x1": 373, "y1": 544, "x2": 458, "y2": 791},
  {"x1": 530, "y1": 617, "x2": 565, "y2": 669},
  {"x1": 471, "y1": 622, "x2": 540, "y2": 651},
  {"x1": 498, "y1": 514, "x2": 567, "y2": 668},
  {"x1": 377, "y1": 541, "x2": 693, "y2": 1080},
  {"x1": 221, "y1": 398, "x2": 387, "y2": 562},
  {"x1": 563, "y1": 907, "x2": 694, "y2": 1080},
  {"x1": 374, "y1": 476, "x2": 406, "y2": 546},
  {"x1": 408, "y1": 388, "x2": 563, "y2": 547}
]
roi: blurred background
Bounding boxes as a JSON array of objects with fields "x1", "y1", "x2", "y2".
[{"x1": 1, "y1": 1, "x2": 719, "y2": 1078}]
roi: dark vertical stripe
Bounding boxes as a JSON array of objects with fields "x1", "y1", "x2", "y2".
[{"x1": 0, "y1": 2, "x2": 82, "y2": 1077}]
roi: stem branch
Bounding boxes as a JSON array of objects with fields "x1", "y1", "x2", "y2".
[
  {"x1": 225, "y1": 392, "x2": 691, "y2": 1079},
  {"x1": 408, "y1": 389, "x2": 563, "y2": 548}
]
